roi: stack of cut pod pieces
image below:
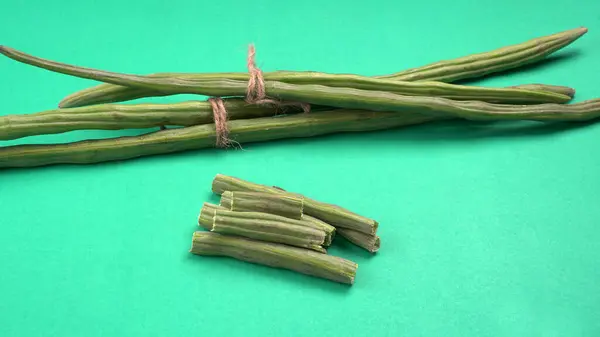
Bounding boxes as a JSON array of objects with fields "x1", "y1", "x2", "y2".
[{"x1": 190, "y1": 174, "x2": 380, "y2": 285}]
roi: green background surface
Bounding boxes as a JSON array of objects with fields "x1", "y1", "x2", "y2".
[{"x1": 1, "y1": 0, "x2": 600, "y2": 336}]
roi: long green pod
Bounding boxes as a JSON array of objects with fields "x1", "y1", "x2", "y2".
[
  {"x1": 190, "y1": 231, "x2": 358, "y2": 285},
  {"x1": 0, "y1": 99, "x2": 299, "y2": 141},
  {"x1": 256, "y1": 73, "x2": 572, "y2": 104},
  {"x1": 2, "y1": 81, "x2": 593, "y2": 144},
  {"x1": 262, "y1": 82, "x2": 600, "y2": 121},
  {"x1": 337, "y1": 228, "x2": 381, "y2": 254},
  {"x1": 0, "y1": 46, "x2": 573, "y2": 107},
  {"x1": 219, "y1": 190, "x2": 304, "y2": 220},
  {"x1": 56, "y1": 73, "x2": 572, "y2": 108},
  {"x1": 212, "y1": 174, "x2": 379, "y2": 236},
  {"x1": 50, "y1": 27, "x2": 585, "y2": 108},
  {"x1": 59, "y1": 80, "x2": 577, "y2": 109},
  {"x1": 379, "y1": 27, "x2": 588, "y2": 82},
  {"x1": 198, "y1": 202, "x2": 335, "y2": 246},
  {"x1": 3, "y1": 46, "x2": 597, "y2": 121},
  {"x1": 211, "y1": 209, "x2": 327, "y2": 253},
  {"x1": 2, "y1": 99, "x2": 600, "y2": 170},
  {"x1": 0, "y1": 109, "x2": 441, "y2": 169}
]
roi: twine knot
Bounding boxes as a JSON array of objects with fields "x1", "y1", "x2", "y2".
[
  {"x1": 209, "y1": 44, "x2": 312, "y2": 148},
  {"x1": 208, "y1": 97, "x2": 231, "y2": 148}
]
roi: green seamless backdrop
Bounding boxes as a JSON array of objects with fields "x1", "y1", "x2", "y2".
[{"x1": 1, "y1": 0, "x2": 599, "y2": 336}]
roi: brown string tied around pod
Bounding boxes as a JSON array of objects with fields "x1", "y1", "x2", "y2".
[
  {"x1": 246, "y1": 44, "x2": 266, "y2": 102},
  {"x1": 208, "y1": 97, "x2": 231, "y2": 148},
  {"x1": 245, "y1": 44, "x2": 311, "y2": 113}
]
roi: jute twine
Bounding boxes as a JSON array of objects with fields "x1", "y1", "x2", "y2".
[{"x1": 210, "y1": 44, "x2": 311, "y2": 148}]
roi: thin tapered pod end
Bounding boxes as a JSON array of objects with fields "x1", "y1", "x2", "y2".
[
  {"x1": 528, "y1": 26, "x2": 588, "y2": 44},
  {"x1": 509, "y1": 84, "x2": 576, "y2": 99},
  {"x1": 0, "y1": 45, "x2": 11, "y2": 56},
  {"x1": 570, "y1": 27, "x2": 588, "y2": 39},
  {"x1": 0, "y1": 46, "x2": 27, "y2": 67},
  {"x1": 551, "y1": 26, "x2": 588, "y2": 52}
]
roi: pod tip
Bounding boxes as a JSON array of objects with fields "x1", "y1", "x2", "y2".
[{"x1": 575, "y1": 27, "x2": 588, "y2": 37}]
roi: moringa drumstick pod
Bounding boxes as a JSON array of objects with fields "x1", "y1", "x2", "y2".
[
  {"x1": 0, "y1": 46, "x2": 575, "y2": 108},
  {"x1": 219, "y1": 191, "x2": 304, "y2": 220},
  {"x1": 198, "y1": 202, "x2": 335, "y2": 246},
  {"x1": 4, "y1": 97, "x2": 600, "y2": 170},
  {"x1": 211, "y1": 209, "x2": 328, "y2": 253},
  {"x1": 3, "y1": 46, "x2": 598, "y2": 121},
  {"x1": 0, "y1": 83, "x2": 575, "y2": 141},
  {"x1": 0, "y1": 98, "x2": 305, "y2": 141},
  {"x1": 48, "y1": 27, "x2": 586, "y2": 108},
  {"x1": 378, "y1": 27, "x2": 588, "y2": 82},
  {"x1": 0, "y1": 109, "x2": 440, "y2": 168},
  {"x1": 190, "y1": 231, "x2": 358, "y2": 285}
]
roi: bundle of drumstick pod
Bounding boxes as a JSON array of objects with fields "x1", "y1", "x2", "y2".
[{"x1": 0, "y1": 27, "x2": 598, "y2": 169}]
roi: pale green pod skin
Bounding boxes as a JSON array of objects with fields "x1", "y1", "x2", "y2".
[
  {"x1": 0, "y1": 46, "x2": 574, "y2": 108},
  {"x1": 55, "y1": 72, "x2": 571, "y2": 108},
  {"x1": 219, "y1": 191, "x2": 304, "y2": 220},
  {"x1": 199, "y1": 202, "x2": 335, "y2": 246},
  {"x1": 212, "y1": 176, "x2": 380, "y2": 252},
  {"x1": 509, "y1": 84, "x2": 575, "y2": 98},
  {"x1": 208, "y1": 182, "x2": 377, "y2": 252},
  {"x1": 0, "y1": 109, "x2": 438, "y2": 170},
  {"x1": 301, "y1": 214, "x2": 335, "y2": 246},
  {"x1": 378, "y1": 27, "x2": 588, "y2": 82},
  {"x1": 57, "y1": 75, "x2": 576, "y2": 108},
  {"x1": 212, "y1": 174, "x2": 379, "y2": 236},
  {"x1": 337, "y1": 228, "x2": 381, "y2": 254},
  {"x1": 190, "y1": 231, "x2": 358, "y2": 285},
  {"x1": 3, "y1": 45, "x2": 597, "y2": 121},
  {"x1": 0, "y1": 98, "x2": 301, "y2": 141},
  {"x1": 198, "y1": 202, "x2": 225, "y2": 230},
  {"x1": 261, "y1": 82, "x2": 600, "y2": 121},
  {"x1": 211, "y1": 209, "x2": 327, "y2": 253},
  {"x1": 37, "y1": 27, "x2": 584, "y2": 108},
  {"x1": 3, "y1": 98, "x2": 600, "y2": 170}
]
